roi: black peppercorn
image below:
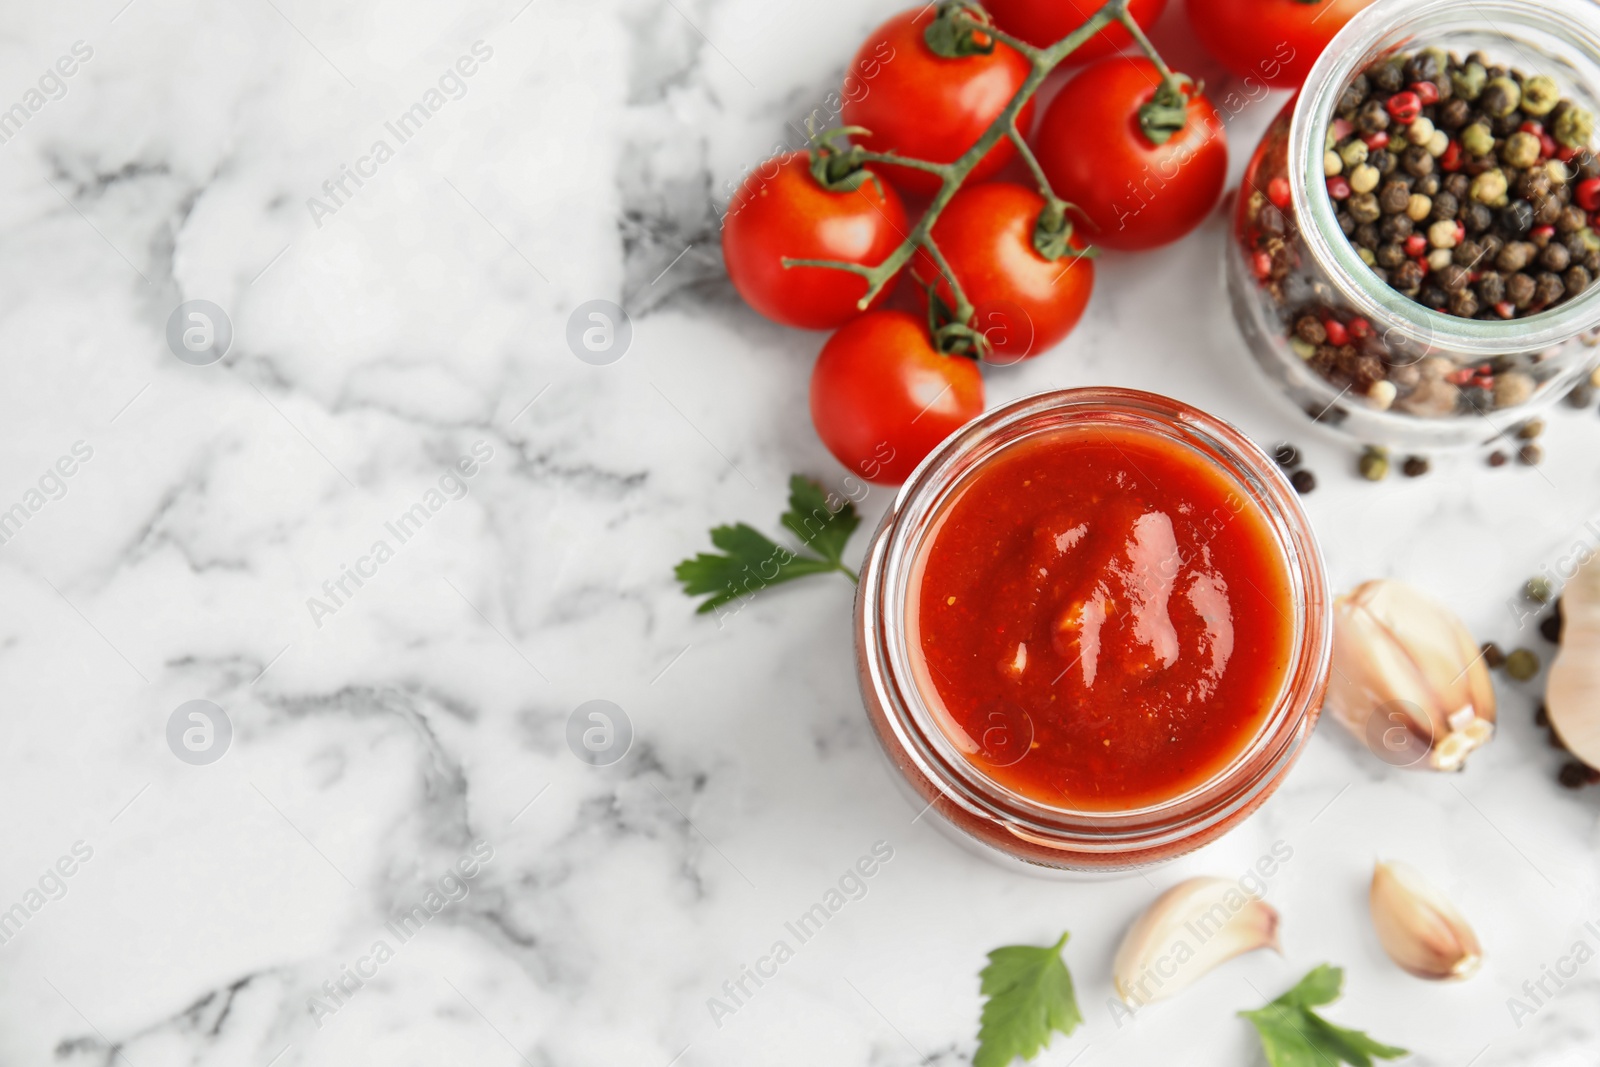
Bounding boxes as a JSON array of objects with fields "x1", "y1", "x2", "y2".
[
  {"x1": 1290, "y1": 469, "x2": 1317, "y2": 493},
  {"x1": 1566, "y1": 382, "x2": 1595, "y2": 409},
  {"x1": 1444, "y1": 174, "x2": 1471, "y2": 201},
  {"x1": 1402, "y1": 145, "x2": 1435, "y2": 178},
  {"x1": 1507, "y1": 271, "x2": 1537, "y2": 307},
  {"x1": 1453, "y1": 239, "x2": 1486, "y2": 268},
  {"x1": 1403, "y1": 53, "x2": 1439, "y2": 83},
  {"x1": 1379, "y1": 179, "x2": 1413, "y2": 214},
  {"x1": 1541, "y1": 243, "x2": 1572, "y2": 272},
  {"x1": 1534, "y1": 272, "x2": 1566, "y2": 306},
  {"x1": 1393, "y1": 259, "x2": 1425, "y2": 293},
  {"x1": 1431, "y1": 190, "x2": 1460, "y2": 221},
  {"x1": 1488, "y1": 449, "x2": 1508, "y2": 467},
  {"x1": 1439, "y1": 97, "x2": 1472, "y2": 129},
  {"x1": 1380, "y1": 213, "x2": 1414, "y2": 241},
  {"x1": 1358, "y1": 98, "x2": 1391, "y2": 133},
  {"x1": 1502, "y1": 200, "x2": 1535, "y2": 236},
  {"x1": 1373, "y1": 61, "x2": 1404, "y2": 93},
  {"x1": 1449, "y1": 288, "x2": 1481, "y2": 316},
  {"x1": 1477, "y1": 270, "x2": 1506, "y2": 303},
  {"x1": 1376, "y1": 242, "x2": 1407, "y2": 268},
  {"x1": 1438, "y1": 263, "x2": 1472, "y2": 291},
  {"x1": 1420, "y1": 284, "x2": 1450, "y2": 310},
  {"x1": 1338, "y1": 211, "x2": 1357, "y2": 236},
  {"x1": 1295, "y1": 315, "x2": 1328, "y2": 344},
  {"x1": 1369, "y1": 148, "x2": 1397, "y2": 175},
  {"x1": 1272, "y1": 443, "x2": 1301, "y2": 468},
  {"x1": 1402, "y1": 455, "x2": 1430, "y2": 477},
  {"x1": 1558, "y1": 205, "x2": 1588, "y2": 233},
  {"x1": 1566, "y1": 264, "x2": 1592, "y2": 294},
  {"x1": 1416, "y1": 173, "x2": 1440, "y2": 197},
  {"x1": 1560, "y1": 761, "x2": 1589, "y2": 789}
]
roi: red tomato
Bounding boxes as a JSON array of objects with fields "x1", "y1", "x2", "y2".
[
  {"x1": 985, "y1": 0, "x2": 1169, "y2": 63},
  {"x1": 721, "y1": 152, "x2": 907, "y2": 330},
  {"x1": 1033, "y1": 58, "x2": 1226, "y2": 251},
  {"x1": 810, "y1": 311, "x2": 984, "y2": 485},
  {"x1": 841, "y1": 9, "x2": 1035, "y2": 197},
  {"x1": 1187, "y1": 0, "x2": 1375, "y2": 89},
  {"x1": 911, "y1": 182, "x2": 1094, "y2": 363}
]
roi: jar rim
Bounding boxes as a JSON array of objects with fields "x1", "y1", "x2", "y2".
[
  {"x1": 856, "y1": 388, "x2": 1332, "y2": 861},
  {"x1": 1290, "y1": 0, "x2": 1600, "y2": 359}
]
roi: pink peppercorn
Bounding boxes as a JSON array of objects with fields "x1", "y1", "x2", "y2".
[
  {"x1": 1532, "y1": 224, "x2": 1556, "y2": 240},
  {"x1": 1268, "y1": 176, "x2": 1292, "y2": 208},
  {"x1": 1576, "y1": 178, "x2": 1600, "y2": 212},
  {"x1": 1404, "y1": 233, "x2": 1428, "y2": 257},
  {"x1": 1386, "y1": 91, "x2": 1422, "y2": 123},
  {"x1": 1440, "y1": 140, "x2": 1463, "y2": 172},
  {"x1": 1326, "y1": 175, "x2": 1351, "y2": 200},
  {"x1": 1323, "y1": 318, "x2": 1349, "y2": 346},
  {"x1": 1348, "y1": 317, "x2": 1371, "y2": 340},
  {"x1": 1253, "y1": 251, "x2": 1273, "y2": 279},
  {"x1": 1363, "y1": 130, "x2": 1390, "y2": 151},
  {"x1": 1495, "y1": 300, "x2": 1516, "y2": 318},
  {"x1": 1411, "y1": 81, "x2": 1440, "y2": 106}
]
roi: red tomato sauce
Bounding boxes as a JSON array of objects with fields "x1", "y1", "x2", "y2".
[{"x1": 910, "y1": 425, "x2": 1294, "y2": 811}]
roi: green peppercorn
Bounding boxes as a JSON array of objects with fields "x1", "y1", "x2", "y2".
[
  {"x1": 1358, "y1": 447, "x2": 1389, "y2": 480},
  {"x1": 1555, "y1": 106, "x2": 1596, "y2": 149},
  {"x1": 1521, "y1": 74, "x2": 1561, "y2": 117},
  {"x1": 1453, "y1": 61, "x2": 1487, "y2": 101},
  {"x1": 1471, "y1": 168, "x2": 1510, "y2": 206},
  {"x1": 1505, "y1": 647, "x2": 1541, "y2": 680},
  {"x1": 1527, "y1": 576, "x2": 1554, "y2": 603},
  {"x1": 1461, "y1": 122, "x2": 1496, "y2": 157}
]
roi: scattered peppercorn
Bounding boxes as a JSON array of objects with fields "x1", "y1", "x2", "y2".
[
  {"x1": 1519, "y1": 442, "x2": 1544, "y2": 465},
  {"x1": 1358, "y1": 447, "x2": 1390, "y2": 480},
  {"x1": 1487, "y1": 449, "x2": 1508, "y2": 467},
  {"x1": 1273, "y1": 443, "x2": 1301, "y2": 468},
  {"x1": 1401, "y1": 455, "x2": 1431, "y2": 476},
  {"x1": 1290, "y1": 469, "x2": 1317, "y2": 493},
  {"x1": 1481, "y1": 641, "x2": 1506, "y2": 668},
  {"x1": 1559, "y1": 760, "x2": 1589, "y2": 789},
  {"x1": 1505, "y1": 647, "x2": 1541, "y2": 680},
  {"x1": 1526, "y1": 575, "x2": 1554, "y2": 602},
  {"x1": 1541, "y1": 612, "x2": 1564, "y2": 643},
  {"x1": 1567, "y1": 382, "x2": 1595, "y2": 408}
]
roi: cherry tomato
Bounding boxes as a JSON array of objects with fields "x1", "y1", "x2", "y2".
[
  {"x1": 910, "y1": 182, "x2": 1094, "y2": 363},
  {"x1": 1186, "y1": 0, "x2": 1375, "y2": 89},
  {"x1": 721, "y1": 152, "x2": 907, "y2": 330},
  {"x1": 810, "y1": 311, "x2": 984, "y2": 485},
  {"x1": 984, "y1": 0, "x2": 1169, "y2": 63},
  {"x1": 1033, "y1": 58, "x2": 1226, "y2": 251},
  {"x1": 841, "y1": 9, "x2": 1035, "y2": 197}
]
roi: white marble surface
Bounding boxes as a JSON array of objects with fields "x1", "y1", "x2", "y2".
[{"x1": 3, "y1": 0, "x2": 1599, "y2": 1064}]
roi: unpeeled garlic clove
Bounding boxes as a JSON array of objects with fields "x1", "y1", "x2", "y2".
[
  {"x1": 1369, "y1": 861, "x2": 1482, "y2": 981},
  {"x1": 1112, "y1": 877, "x2": 1280, "y2": 1007},
  {"x1": 1327, "y1": 579, "x2": 1496, "y2": 771},
  {"x1": 1547, "y1": 554, "x2": 1600, "y2": 768}
]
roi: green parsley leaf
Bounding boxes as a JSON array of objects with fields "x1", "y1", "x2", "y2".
[
  {"x1": 674, "y1": 476, "x2": 859, "y2": 615},
  {"x1": 779, "y1": 474, "x2": 860, "y2": 567},
  {"x1": 974, "y1": 932, "x2": 1083, "y2": 1067},
  {"x1": 1240, "y1": 965, "x2": 1408, "y2": 1067}
]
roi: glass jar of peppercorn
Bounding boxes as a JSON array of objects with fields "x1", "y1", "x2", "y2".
[{"x1": 1228, "y1": 0, "x2": 1600, "y2": 449}]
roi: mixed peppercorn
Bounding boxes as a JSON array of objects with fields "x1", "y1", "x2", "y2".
[
  {"x1": 1327, "y1": 50, "x2": 1597, "y2": 320},
  {"x1": 1242, "y1": 46, "x2": 1600, "y2": 418}
]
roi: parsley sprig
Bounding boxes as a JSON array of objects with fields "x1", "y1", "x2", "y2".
[
  {"x1": 975, "y1": 932, "x2": 1083, "y2": 1067},
  {"x1": 674, "y1": 475, "x2": 861, "y2": 615},
  {"x1": 1241, "y1": 965, "x2": 1408, "y2": 1067}
]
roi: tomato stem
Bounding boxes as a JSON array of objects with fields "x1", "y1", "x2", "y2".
[{"x1": 780, "y1": 0, "x2": 1177, "y2": 343}]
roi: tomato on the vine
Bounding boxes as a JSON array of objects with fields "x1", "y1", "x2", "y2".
[
  {"x1": 841, "y1": 9, "x2": 1035, "y2": 197},
  {"x1": 1033, "y1": 57, "x2": 1226, "y2": 251},
  {"x1": 1186, "y1": 0, "x2": 1375, "y2": 89},
  {"x1": 810, "y1": 311, "x2": 984, "y2": 485},
  {"x1": 911, "y1": 182, "x2": 1094, "y2": 363},
  {"x1": 721, "y1": 152, "x2": 907, "y2": 330},
  {"x1": 984, "y1": 0, "x2": 1168, "y2": 63}
]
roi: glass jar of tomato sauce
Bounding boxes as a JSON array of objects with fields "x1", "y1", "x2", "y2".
[
  {"x1": 855, "y1": 389, "x2": 1331, "y2": 874},
  {"x1": 1229, "y1": 0, "x2": 1600, "y2": 451}
]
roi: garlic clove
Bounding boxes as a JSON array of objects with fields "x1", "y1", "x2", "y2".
[
  {"x1": 1327, "y1": 580, "x2": 1496, "y2": 771},
  {"x1": 1548, "y1": 554, "x2": 1600, "y2": 768},
  {"x1": 1112, "y1": 877, "x2": 1280, "y2": 1007},
  {"x1": 1369, "y1": 861, "x2": 1482, "y2": 981}
]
